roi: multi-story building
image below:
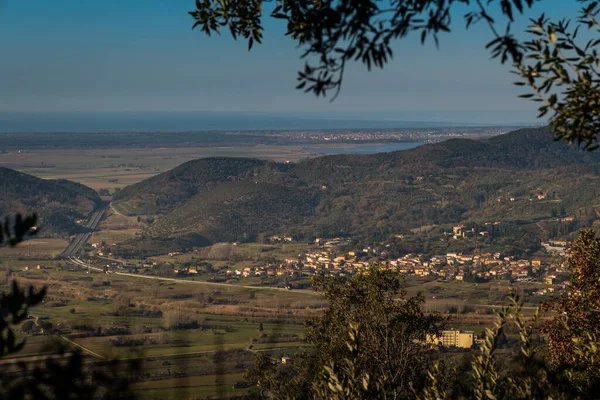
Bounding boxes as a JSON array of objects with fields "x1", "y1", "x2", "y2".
[{"x1": 428, "y1": 330, "x2": 475, "y2": 349}]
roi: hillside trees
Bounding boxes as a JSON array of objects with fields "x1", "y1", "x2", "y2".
[
  {"x1": 543, "y1": 229, "x2": 600, "y2": 363},
  {"x1": 190, "y1": 0, "x2": 600, "y2": 148},
  {"x1": 0, "y1": 168, "x2": 102, "y2": 236},
  {"x1": 307, "y1": 267, "x2": 447, "y2": 396},
  {"x1": 311, "y1": 276, "x2": 600, "y2": 399},
  {"x1": 541, "y1": 229, "x2": 600, "y2": 393},
  {"x1": 245, "y1": 265, "x2": 447, "y2": 398},
  {"x1": 428, "y1": 295, "x2": 600, "y2": 399},
  {"x1": 112, "y1": 128, "x2": 600, "y2": 255}
]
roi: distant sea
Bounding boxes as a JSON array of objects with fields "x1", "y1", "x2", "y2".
[{"x1": 0, "y1": 111, "x2": 534, "y2": 133}]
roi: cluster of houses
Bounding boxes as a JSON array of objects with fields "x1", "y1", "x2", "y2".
[
  {"x1": 449, "y1": 224, "x2": 493, "y2": 240},
  {"x1": 22, "y1": 264, "x2": 46, "y2": 271},
  {"x1": 268, "y1": 235, "x2": 293, "y2": 243},
  {"x1": 388, "y1": 252, "x2": 545, "y2": 281},
  {"x1": 541, "y1": 240, "x2": 568, "y2": 256},
  {"x1": 221, "y1": 250, "x2": 370, "y2": 279},
  {"x1": 496, "y1": 190, "x2": 561, "y2": 203},
  {"x1": 213, "y1": 247, "x2": 569, "y2": 294},
  {"x1": 89, "y1": 235, "x2": 569, "y2": 296},
  {"x1": 90, "y1": 242, "x2": 115, "y2": 257},
  {"x1": 375, "y1": 251, "x2": 568, "y2": 287}
]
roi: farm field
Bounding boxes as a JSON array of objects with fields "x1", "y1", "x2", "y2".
[
  {"x1": 0, "y1": 239, "x2": 69, "y2": 259},
  {"x1": 132, "y1": 372, "x2": 248, "y2": 400},
  {"x1": 70, "y1": 323, "x2": 306, "y2": 359},
  {"x1": 0, "y1": 259, "x2": 316, "y2": 399},
  {"x1": 0, "y1": 145, "x2": 315, "y2": 192},
  {"x1": 90, "y1": 210, "x2": 145, "y2": 245}
]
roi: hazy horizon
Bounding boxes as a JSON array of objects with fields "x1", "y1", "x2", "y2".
[{"x1": 0, "y1": 110, "x2": 539, "y2": 133}]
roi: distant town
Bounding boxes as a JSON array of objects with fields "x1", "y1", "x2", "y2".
[
  {"x1": 82, "y1": 222, "x2": 569, "y2": 304},
  {"x1": 234, "y1": 125, "x2": 523, "y2": 144}
]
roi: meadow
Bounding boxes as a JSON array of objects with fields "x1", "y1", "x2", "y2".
[
  {"x1": 0, "y1": 239, "x2": 69, "y2": 259},
  {"x1": 0, "y1": 259, "x2": 320, "y2": 399}
]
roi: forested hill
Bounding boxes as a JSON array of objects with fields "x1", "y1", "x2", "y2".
[
  {"x1": 374, "y1": 126, "x2": 600, "y2": 170},
  {"x1": 113, "y1": 127, "x2": 600, "y2": 255},
  {"x1": 289, "y1": 126, "x2": 600, "y2": 182},
  {"x1": 113, "y1": 157, "x2": 268, "y2": 214},
  {"x1": 115, "y1": 126, "x2": 598, "y2": 212},
  {"x1": 0, "y1": 168, "x2": 101, "y2": 235}
]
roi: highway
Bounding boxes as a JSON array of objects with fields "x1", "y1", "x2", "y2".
[{"x1": 60, "y1": 208, "x2": 106, "y2": 258}]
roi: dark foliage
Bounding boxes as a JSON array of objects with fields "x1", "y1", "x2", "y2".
[
  {"x1": 0, "y1": 281, "x2": 46, "y2": 358},
  {"x1": 0, "y1": 213, "x2": 38, "y2": 247},
  {"x1": 3, "y1": 350, "x2": 140, "y2": 400},
  {"x1": 541, "y1": 230, "x2": 600, "y2": 395},
  {"x1": 190, "y1": 0, "x2": 534, "y2": 100}
]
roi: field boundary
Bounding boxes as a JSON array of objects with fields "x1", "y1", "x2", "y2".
[{"x1": 60, "y1": 335, "x2": 106, "y2": 359}]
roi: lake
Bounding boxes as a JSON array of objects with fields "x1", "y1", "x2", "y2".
[{"x1": 308, "y1": 141, "x2": 424, "y2": 155}]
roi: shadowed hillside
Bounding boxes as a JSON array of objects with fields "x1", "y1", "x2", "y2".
[
  {"x1": 145, "y1": 182, "x2": 317, "y2": 242},
  {"x1": 0, "y1": 167, "x2": 102, "y2": 235}
]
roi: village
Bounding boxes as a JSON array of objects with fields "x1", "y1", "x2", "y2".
[
  {"x1": 215, "y1": 244, "x2": 569, "y2": 295},
  {"x1": 83, "y1": 223, "x2": 571, "y2": 301}
]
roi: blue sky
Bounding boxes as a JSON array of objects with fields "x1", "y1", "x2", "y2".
[{"x1": 0, "y1": 0, "x2": 577, "y2": 123}]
